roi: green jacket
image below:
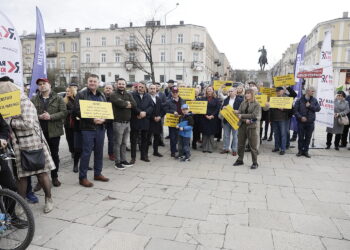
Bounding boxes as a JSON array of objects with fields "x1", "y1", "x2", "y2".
[
  {"x1": 110, "y1": 90, "x2": 137, "y2": 122},
  {"x1": 238, "y1": 100, "x2": 261, "y2": 129},
  {"x1": 31, "y1": 92, "x2": 67, "y2": 138}
]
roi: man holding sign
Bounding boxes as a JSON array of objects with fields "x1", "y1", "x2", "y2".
[{"x1": 74, "y1": 74, "x2": 109, "y2": 187}]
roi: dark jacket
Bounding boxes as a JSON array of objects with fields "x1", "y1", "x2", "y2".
[
  {"x1": 149, "y1": 96, "x2": 165, "y2": 134},
  {"x1": 64, "y1": 97, "x2": 75, "y2": 128},
  {"x1": 73, "y1": 88, "x2": 107, "y2": 131},
  {"x1": 346, "y1": 95, "x2": 350, "y2": 119},
  {"x1": 294, "y1": 95, "x2": 321, "y2": 123},
  {"x1": 0, "y1": 114, "x2": 9, "y2": 140},
  {"x1": 269, "y1": 95, "x2": 293, "y2": 122},
  {"x1": 164, "y1": 97, "x2": 185, "y2": 115},
  {"x1": 110, "y1": 90, "x2": 137, "y2": 122},
  {"x1": 178, "y1": 113, "x2": 194, "y2": 138},
  {"x1": 157, "y1": 92, "x2": 167, "y2": 105},
  {"x1": 31, "y1": 92, "x2": 67, "y2": 138},
  {"x1": 222, "y1": 95, "x2": 243, "y2": 124},
  {"x1": 130, "y1": 92, "x2": 154, "y2": 131},
  {"x1": 200, "y1": 97, "x2": 221, "y2": 135}
]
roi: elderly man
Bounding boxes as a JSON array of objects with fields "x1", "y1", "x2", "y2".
[
  {"x1": 73, "y1": 74, "x2": 109, "y2": 187},
  {"x1": 31, "y1": 78, "x2": 67, "y2": 187}
]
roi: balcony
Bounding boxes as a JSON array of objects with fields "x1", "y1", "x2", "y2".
[
  {"x1": 191, "y1": 61, "x2": 203, "y2": 71},
  {"x1": 125, "y1": 60, "x2": 136, "y2": 71},
  {"x1": 192, "y1": 42, "x2": 204, "y2": 50},
  {"x1": 47, "y1": 52, "x2": 57, "y2": 57},
  {"x1": 125, "y1": 43, "x2": 138, "y2": 51},
  {"x1": 214, "y1": 59, "x2": 220, "y2": 64}
]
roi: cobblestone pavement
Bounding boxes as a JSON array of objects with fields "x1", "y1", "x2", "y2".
[{"x1": 27, "y1": 127, "x2": 350, "y2": 250}]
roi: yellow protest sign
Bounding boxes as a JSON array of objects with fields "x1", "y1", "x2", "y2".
[
  {"x1": 213, "y1": 80, "x2": 233, "y2": 91},
  {"x1": 164, "y1": 113, "x2": 180, "y2": 127},
  {"x1": 80, "y1": 100, "x2": 114, "y2": 119},
  {"x1": 179, "y1": 88, "x2": 195, "y2": 100},
  {"x1": 219, "y1": 105, "x2": 239, "y2": 130},
  {"x1": 256, "y1": 95, "x2": 268, "y2": 107},
  {"x1": 273, "y1": 74, "x2": 295, "y2": 87},
  {"x1": 186, "y1": 101, "x2": 207, "y2": 114},
  {"x1": 260, "y1": 87, "x2": 276, "y2": 97},
  {"x1": 269, "y1": 97, "x2": 293, "y2": 109},
  {"x1": 0, "y1": 90, "x2": 21, "y2": 118}
]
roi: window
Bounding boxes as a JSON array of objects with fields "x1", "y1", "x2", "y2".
[
  {"x1": 71, "y1": 42, "x2": 77, "y2": 52},
  {"x1": 144, "y1": 75, "x2": 151, "y2": 81},
  {"x1": 47, "y1": 59, "x2": 56, "y2": 69},
  {"x1": 193, "y1": 52, "x2": 199, "y2": 61},
  {"x1": 176, "y1": 75, "x2": 183, "y2": 80},
  {"x1": 129, "y1": 74, "x2": 135, "y2": 82},
  {"x1": 101, "y1": 74, "x2": 106, "y2": 82},
  {"x1": 114, "y1": 74, "x2": 120, "y2": 81},
  {"x1": 129, "y1": 35, "x2": 135, "y2": 45},
  {"x1": 60, "y1": 58, "x2": 65, "y2": 69},
  {"x1": 177, "y1": 33, "x2": 183, "y2": 44},
  {"x1": 102, "y1": 37, "x2": 106, "y2": 46},
  {"x1": 26, "y1": 46, "x2": 31, "y2": 54},
  {"x1": 59, "y1": 42, "x2": 65, "y2": 53},
  {"x1": 85, "y1": 53, "x2": 90, "y2": 63},
  {"x1": 193, "y1": 34, "x2": 200, "y2": 42},
  {"x1": 101, "y1": 53, "x2": 106, "y2": 63},
  {"x1": 115, "y1": 36, "x2": 120, "y2": 45},
  {"x1": 160, "y1": 52, "x2": 166, "y2": 62},
  {"x1": 161, "y1": 34, "x2": 166, "y2": 44},
  {"x1": 160, "y1": 75, "x2": 165, "y2": 82},
  {"x1": 129, "y1": 52, "x2": 135, "y2": 61},
  {"x1": 86, "y1": 37, "x2": 90, "y2": 47},
  {"x1": 115, "y1": 53, "x2": 121, "y2": 63},
  {"x1": 71, "y1": 58, "x2": 77, "y2": 69},
  {"x1": 177, "y1": 51, "x2": 183, "y2": 62},
  {"x1": 146, "y1": 35, "x2": 151, "y2": 44}
]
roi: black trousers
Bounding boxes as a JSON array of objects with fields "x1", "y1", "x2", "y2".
[
  {"x1": 297, "y1": 122, "x2": 314, "y2": 153},
  {"x1": 130, "y1": 129, "x2": 148, "y2": 159},
  {"x1": 64, "y1": 126, "x2": 74, "y2": 154},
  {"x1": 327, "y1": 133, "x2": 341, "y2": 147},
  {"x1": 147, "y1": 132, "x2": 161, "y2": 154},
  {"x1": 0, "y1": 159, "x2": 17, "y2": 192},
  {"x1": 341, "y1": 124, "x2": 349, "y2": 146},
  {"x1": 44, "y1": 136, "x2": 61, "y2": 179}
]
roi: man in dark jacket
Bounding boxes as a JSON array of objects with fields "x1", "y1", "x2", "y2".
[
  {"x1": 104, "y1": 84, "x2": 115, "y2": 161},
  {"x1": 341, "y1": 87, "x2": 350, "y2": 148},
  {"x1": 73, "y1": 74, "x2": 109, "y2": 187},
  {"x1": 294, "y1": 86, "x2": 320, "y2": 158},
  {"x1": 164, "y1": 87, "x2": 185, "y2": 157},
  {"x1": 130, "y1": 82, "x2": 154, "y2": 163},
  {"x1": 110, "y1": 78, "x2": 136, "y2": 169},
  {"x1": 31, "y1": 78, "x2": 67, "y2": 187},
  {"x1": 155, "y1": 82, "x2": 167, "y2": 146},
  {"x1": 268, "y1": 87, "x2": 293, "y2": 155}
]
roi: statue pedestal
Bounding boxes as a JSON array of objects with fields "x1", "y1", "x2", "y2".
[{"x1": 257, "y1": 71, "x2": 270, "y2": 87}]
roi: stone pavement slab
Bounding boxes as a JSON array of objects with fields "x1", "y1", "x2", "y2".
[{"x1": 272, "y1": 230, "x2": 325, "y2": 250}]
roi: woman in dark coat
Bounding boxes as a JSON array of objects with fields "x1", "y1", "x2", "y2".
[{"x1": 200, "y1": 86, "x2": 221, "y2": 153}]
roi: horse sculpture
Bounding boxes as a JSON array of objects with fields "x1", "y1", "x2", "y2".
[{"x1": 258, "y1": 46, "x2": 268, "y2": 71}]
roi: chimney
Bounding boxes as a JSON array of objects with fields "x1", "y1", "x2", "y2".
[
  {"x1": 343, "y1": 12, "x2": 349, "y2": 18},
  {"x1": 130, "y1": 22, "x2": 133, "y2": 27},
  {"x1": 75, "y1": 28, "x2": 80, "y2": 32},
  {"x1": 180, "y1": 20, "x2": 184, "y2": 25}
]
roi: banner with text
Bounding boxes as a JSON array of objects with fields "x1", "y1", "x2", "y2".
[
  {"x1": 256, "y1": 95, "x2": 268, "y2": 107},
  {"x1": 316, "y1": 31, "x2": 334, "y2": 127},
  {"x1": 269, "y1": 97, "x2": 293, "y2": 109},
  {"x1": 186, "y1": 101, "x2": 207, "y2": 114},
  {"x1": 80, "y1": 100, "x2": 114, "y2": 119},
  {"x1": 260, "y1": 87, "x2": 276, "y2": 97},
  {"x1": 219, "y1": 105, "x2": 239, "y2": 130},
  {"x1": 164, "y1": 113, "x2": 180, "y2": 127},
  {"x1": 0, "y1": 90, "x2": 21, "y2": 118},
  {"x1": 0, "y1": 11, "x2": 23, "y2": 89},
  {"x1": 213, "y1": 80, "x2": 233, "y2": 91},
  {"x1": 179, "y1": 88, "x2": 195, "y2": 100},
  {"x1": 273, "y1": 74, "x2": 295, "y2": 87}
]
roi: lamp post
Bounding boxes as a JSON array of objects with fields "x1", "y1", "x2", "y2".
[{"x1": 163, "y1": 3, "x2": 179, "y2": 84}]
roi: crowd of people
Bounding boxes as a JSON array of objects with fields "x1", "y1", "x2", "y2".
[{"x1": 0, "y1": 74, "x2": 350, "y2": 214}]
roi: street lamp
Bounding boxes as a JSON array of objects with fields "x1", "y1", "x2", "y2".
[{"x1": 163, "y1": 3, "x2": 179, "y2": 84}]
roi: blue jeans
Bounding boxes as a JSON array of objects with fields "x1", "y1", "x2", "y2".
[
  {"x1": 79, "y1": 128, "x2": 105, "y2": 180},
  {"x1": 272, "y1": 120, "x2": 289, "y2": 151},
  {"x1": 179, "y1": 136, "x2": 191, "y2": 158},
  {"x1": 298, "y1": 122, "x2": 314, "y2": 153},
  {"x1": 169, "y1": 127, "x2": 179, "y2": 154},
  {"x1": 222, "y1": 122, "x2": 238, "y2": 152},
  {"x1": 106, "y1": 122, "x2": 114, "y2": 155}
]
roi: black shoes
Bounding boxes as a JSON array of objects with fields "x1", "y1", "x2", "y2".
[
  {"x1": 267, "y1": 137, "x2": 273, "y2": 141},
  {"x1": 325, "y1": 145, "x2": 330, "y2": 149},
  {"x1": 250, "y1": 164, "x2": 259, "y2": 169},
  {"x1": 296, "y1": 151, "x2": 302, "y2": 157},
  {"x1": 11, "y1": 217, "x2": 28, "y2": 229},
  {"x1": 73, "y1": 165, "x2": 78, "y2": 173},
  {"x1": 171, "y1": 153, "x2": 175, "y2": 157},
  {"x1": 279, "y1": 151, "x2": 285, "y2": 155},
  {"x1": 303, "y1": 152, "x2": 311, "y2": 158},
  {"x1": 153, "y1": 152, "x2": 163, "y2": 157},
  {"x1": 335, "y1": 147, "x2": 339, "y2": 151},
  {"x1": 262, "y1": 136, "x2": 267, "y2": 141},
  {"x1": 141, "y1": 157, "x2": 150, "y2": 162},
  {"x1": 272, "y1": 148, "x2": 279, "y2": 152},
  {"x1": 159, "y1": 141, "x2": 165, "y2": 147},
  {"x1": 233, "y1": 160, "x2": 244, "y2": 166}
]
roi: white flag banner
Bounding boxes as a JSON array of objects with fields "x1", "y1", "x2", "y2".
[
  {"x1": 316, "y1": 32, "x2": 334, "y2": 127},
  {"x1": 0, "y1": 11, "x2": 23, "y2": 89}
]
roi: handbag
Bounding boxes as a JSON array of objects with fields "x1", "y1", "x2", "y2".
[
  {"x1": 11, "y1": 122, "x2": 45, "y2": 172},
  {"x1": 338, "y1": 116, "x2": 349, "y2": 126}
]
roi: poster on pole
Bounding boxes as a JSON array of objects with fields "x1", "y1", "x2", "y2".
[
  {"x1": 273, "y1": 74, "x2": 295, "y2": 87},
  {"x1": 0, "y1": 11, "x2": 23, "y2": 89},
  {"x1": 316, "y1": 32, "x2": 334, "y2": 127}
]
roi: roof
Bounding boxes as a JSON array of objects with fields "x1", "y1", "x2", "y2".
[{"x1": 21, "y1": 31, "x2": 80, "y2": 40}]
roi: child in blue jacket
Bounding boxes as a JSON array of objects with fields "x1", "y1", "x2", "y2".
[{"x1": 176, "y1": 104, "x2": 194, "y2": 161}]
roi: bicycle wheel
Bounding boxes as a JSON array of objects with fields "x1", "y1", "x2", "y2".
[{"x1": 0, "y1": 189, "x2": 35, "y2": 250}]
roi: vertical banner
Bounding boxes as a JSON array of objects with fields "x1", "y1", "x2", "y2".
[
  {"x1": 0, "y1": 11, "x2": 23, "y2": 89},
  {"x1": 316, "y1": 32, "x2": 334, "y2": 127},
  {"x1": 294, "y1": 35, "x2": 307, "y2": 98},
  {"x1": 29, "y1": 7, "x2": 47, "y2": 98}
]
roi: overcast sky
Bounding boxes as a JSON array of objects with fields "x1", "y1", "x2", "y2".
[{"x1": 2, "y1": 0, "x2": 349, "y2": 70}]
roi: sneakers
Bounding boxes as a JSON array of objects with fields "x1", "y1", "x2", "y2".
[
  {"x1": 44, "y1": 197, "x2": 54, "y2": 213},
  {"x1": 176, "y1": 155, "x2": 185, "y2": 160},
  {"x1": 121, "y1": 161, "x2": 133, "y2": 167},
  {"x1": 250, "y1": 163, "x2": 259, "y2": 169},
  {"x1": 180, "y1": 158, "x2": 190, "y2": 162},
  {"x1": 115, "y1": 163, "x2": 126, "y2": 170},
  {"x1": 26, "y1": 192, "x2": 39, "y2": 204}
]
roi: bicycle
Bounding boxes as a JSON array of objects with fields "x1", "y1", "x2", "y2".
[{"x1": 0, "y1": 147, "x2": 35, "y2": 250}]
